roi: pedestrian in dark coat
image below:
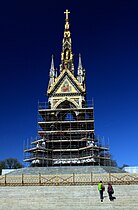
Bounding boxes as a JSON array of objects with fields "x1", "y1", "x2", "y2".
[{"x1": 107, "y1": 182, "x2": 116, "y2": 201}]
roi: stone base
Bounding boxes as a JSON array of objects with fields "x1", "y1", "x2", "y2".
[{"x1": 8, "y1": 165, "x2": 125, "y2": 175}]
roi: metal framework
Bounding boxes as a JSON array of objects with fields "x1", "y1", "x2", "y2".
[{"x1": 24, "y1": 100, "x2": 110, "y2": 166}]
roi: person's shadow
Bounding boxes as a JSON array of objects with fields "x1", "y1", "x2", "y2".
[{"x1": 103, "y1": 195, "x2": 116, "y2": 201}]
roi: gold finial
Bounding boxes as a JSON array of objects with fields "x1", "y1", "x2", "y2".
[{"x1": 64, "y1": 9, "x2": 70, "y2": 20}]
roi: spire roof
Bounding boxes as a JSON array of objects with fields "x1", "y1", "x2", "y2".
[
  {"x1": 49, "y1": 54, "x2": 55, "y2": 79},
  {"x1": 78, "y1": 53, "x2": 83, "y2": 70},
  {"x1": 50, "y1": 54, "x2": 55, "y2": 71},
  {"x1": 60, "y1": 9, "x2": 74, "y2": 74}
]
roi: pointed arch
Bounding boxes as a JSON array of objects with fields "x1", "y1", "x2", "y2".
[
  {"x1": 56, "y1": 100, "x2": 76, "y2": 121},
  {"x1": 54, "y1": 98, "x2": 79, "y2": 109}
]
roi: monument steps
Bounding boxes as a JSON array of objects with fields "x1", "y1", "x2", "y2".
[
  {"x1": 0, "y1": 185, "x2": 138, "y2": 209},
  {"x1": 7, "y1": 166, "x2": 125, "y2": 175}
]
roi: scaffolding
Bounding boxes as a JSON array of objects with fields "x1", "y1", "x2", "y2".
[{"x1": 24, "y1": 100, "x2": 110, "y2": 167}]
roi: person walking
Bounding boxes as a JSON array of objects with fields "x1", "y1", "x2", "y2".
[
  {"x1": 107, "y1": 182, "x2": 116, "y2": 201},
  {"x1": 98, "y1": 181, "x2": 105, "y2": 202}
]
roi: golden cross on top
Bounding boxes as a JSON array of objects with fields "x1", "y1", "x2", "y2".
[{"x1": 64, "y1": 9, "x2": 70, "y2": 20}]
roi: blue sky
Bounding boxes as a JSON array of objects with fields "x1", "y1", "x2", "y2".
[{"x1": 0, "y1": 0, "x2": 138, "y2": 167}]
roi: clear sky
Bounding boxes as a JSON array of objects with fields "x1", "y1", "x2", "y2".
[{"x1": 0, "y1": 0, "x2": 138, "y2": 167}]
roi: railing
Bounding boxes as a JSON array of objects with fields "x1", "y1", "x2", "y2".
[{"x1": 0, "y1": 173, "x2": 138, "y2": 186}]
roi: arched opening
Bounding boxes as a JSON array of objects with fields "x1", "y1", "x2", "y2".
[
  {"x1": 57, "y1": 100, "x2": 75, "y2": 109},
  {"x1": 57, "y1": 100, "x2": 76, "y2": 121}
]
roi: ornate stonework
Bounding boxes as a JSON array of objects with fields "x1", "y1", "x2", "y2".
[{"x1": 47, "y1": 10, "x2": 86, "y2": 110}]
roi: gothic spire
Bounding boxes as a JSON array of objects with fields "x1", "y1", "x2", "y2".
[
  {"x1": 77, "y1": 53, "x2": 85, "y2": 86},
  {"x1": 60, "y1": 9, "x2": 74, "y2": 74},
  {"x1": 48, "y1": 55, "x2": 55, "y2": 88},
  {"x1": 50, "y1": 54, "x2": 55, "y2": 77},
  {"x1": 78, "y1": 53, "x2": 83, "y2": 75}
]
